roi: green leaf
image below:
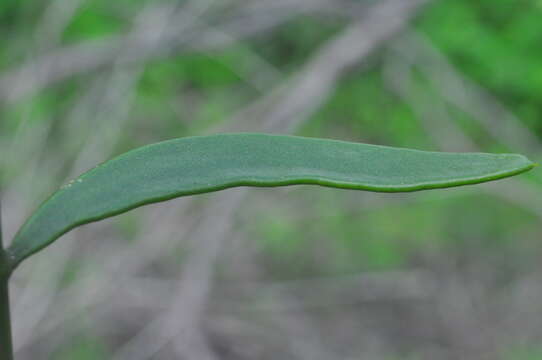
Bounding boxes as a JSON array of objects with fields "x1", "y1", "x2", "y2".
[{"x1": 7, "y1": 133, "x2": 535, "y2": 270}]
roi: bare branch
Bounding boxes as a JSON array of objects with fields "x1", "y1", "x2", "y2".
[{"x1": 225, "y1": 0, "x2": 430, "y2": 133}]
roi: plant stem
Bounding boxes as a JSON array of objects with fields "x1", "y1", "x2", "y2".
[
  {"x1": 0, "y1": 202, "x2": 14, "y2": 360},
  {"x1": 0, "y1": 276, "x2": 13, "y2": 360}
]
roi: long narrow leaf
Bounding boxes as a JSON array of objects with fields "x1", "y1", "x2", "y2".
[{"x1": 7, "y1": 133, "x2": 535, "y2": 270}]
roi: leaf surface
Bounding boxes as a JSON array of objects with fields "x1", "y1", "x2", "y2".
[{"x1": 7, "y1": 133, "x2": 535, "y2": 269}]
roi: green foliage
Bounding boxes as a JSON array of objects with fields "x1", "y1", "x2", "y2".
[
  {"x1": 254, "y1": 15, "x2": 341, "y2": 69},
  {"x1": 63, "y1": 5, "x2": 122, "y2": 42},
  {"x1": 51, "y1": 335, "x2": 108, "y2": 360},
  {"x1": 503, "y1": 346, "x2": 542, "y2": 360},
  {"x1": 300, "y1": 72, "x2": 430, "y2": 148},
  {"x1": 6, "y1": 133, "x2": 534, "y2": 272},
  {"x1": 1, "y1": 0, "x2": 542, "y2": 358},
  {"x1": 420, "y1": 0, "x2": 542, "y2": 133}
]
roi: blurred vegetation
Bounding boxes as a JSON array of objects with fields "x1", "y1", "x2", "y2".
[{"x1": 1, "y1": 0, "x2": 542, "y2": 359}]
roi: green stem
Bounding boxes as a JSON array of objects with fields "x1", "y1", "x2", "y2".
[
  {"x1": 0, "y1": 202, "x2": 14, "y2": 360},
  {"x1": 0, "y1": 275, "x2": 13, "y2": 360}
]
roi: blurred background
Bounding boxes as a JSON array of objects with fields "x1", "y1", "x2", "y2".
[{"x1": 1, "y1": 0, "x2": 541, "y2": 359}]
